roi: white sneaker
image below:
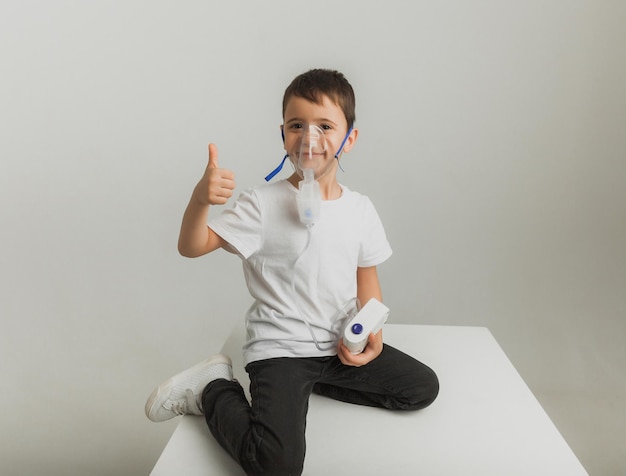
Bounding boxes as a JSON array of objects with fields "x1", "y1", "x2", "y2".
[{"x1": 145, "y1": 354, "x2": 233, "y2": 422}]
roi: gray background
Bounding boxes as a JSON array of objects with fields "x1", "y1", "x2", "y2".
[{"x1": 1, "y1": 1, "x2": 624, "y2": 475}]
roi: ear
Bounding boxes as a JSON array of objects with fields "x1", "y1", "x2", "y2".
[{"x1": 341, "y1": 127, "x2": 359, "y2": 154}]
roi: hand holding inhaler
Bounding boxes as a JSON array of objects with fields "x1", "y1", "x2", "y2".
[{"x1": 342, "y1": 298, "x2": 389, "y2": 354}]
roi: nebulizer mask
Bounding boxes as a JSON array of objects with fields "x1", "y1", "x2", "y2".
[
  {"x1": 265, "y1": 124, "x2": 353, "y2": 227},
  {"x1": 293, "y1": 124, "x2": 330, "y2": 226}
]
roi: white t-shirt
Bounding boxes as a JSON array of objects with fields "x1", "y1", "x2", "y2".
[{"x1": 209, "y1": 179, "x2": 392, "y2": 365}]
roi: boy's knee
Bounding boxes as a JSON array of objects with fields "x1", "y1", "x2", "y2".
[
  {"x1": 407, "y1": 366, "x2": 439, "y2": 411},
  {"x1": 389, "y1": 365, "x2": 439, "y2": 412}
]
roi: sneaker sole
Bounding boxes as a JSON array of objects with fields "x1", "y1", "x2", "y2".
[{"x1": 145, "y1": 354, "x2": 232, "y2": 422}]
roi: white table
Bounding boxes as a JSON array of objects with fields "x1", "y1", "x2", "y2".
[{"x1": 150, "y1": 324, "x2": 588, "y2": 475}]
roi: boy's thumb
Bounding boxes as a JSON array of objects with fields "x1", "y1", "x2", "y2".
[{"x1": 208, "y1": 143, "x2": 219, "y2": 168}]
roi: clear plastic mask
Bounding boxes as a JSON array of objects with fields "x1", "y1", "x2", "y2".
[
  {"x1": 290, "y1": 124, "x2": 331, "y2": 181},
  {"x1": 264, "y1": 125, "x2": 353, "y2": 182}
]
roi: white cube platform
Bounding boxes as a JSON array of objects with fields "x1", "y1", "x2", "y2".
[{"x1": 151, "y1": 324, "x2": 588, "y2": 475}]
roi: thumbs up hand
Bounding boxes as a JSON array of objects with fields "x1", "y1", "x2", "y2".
[{"x1": 194, "y1": 143, "x2": 236, "y2": 206}]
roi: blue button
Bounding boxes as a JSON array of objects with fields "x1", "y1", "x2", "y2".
[{"x1": 351, "y1": 323, "x2": 364, "y2": 335}]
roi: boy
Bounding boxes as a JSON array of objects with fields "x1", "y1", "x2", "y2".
[{"x1": 146, "y1": 69, "x2": 439, "y2": 476}]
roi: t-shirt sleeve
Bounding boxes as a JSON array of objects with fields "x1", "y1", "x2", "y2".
[
  {"x1": 358, "y1": 198, "x2": 392, "y2": 267},
  {"x1": 208, "y1": 188, "x2": 262, "y2": 259}
]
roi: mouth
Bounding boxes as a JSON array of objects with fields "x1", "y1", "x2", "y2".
[{"x1": 297, "y1": 152, "x2": 325, "y2": 159}]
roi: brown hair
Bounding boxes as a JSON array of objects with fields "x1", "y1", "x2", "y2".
[{"x1": 282, "y1": 69, "x2": 356, "y2": 129}]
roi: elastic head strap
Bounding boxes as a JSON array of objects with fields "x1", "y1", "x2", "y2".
[
  {"x1": 265, "y1": 154, "x2": 288, "y2": 182},
  {"x1": 334, "y1": 126, "x2": 353, "y2": 160}
]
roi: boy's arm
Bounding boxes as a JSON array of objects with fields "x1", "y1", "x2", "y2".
[
  {"x1": 337, "y1": 266, "x2": 385, "y2": 367},
  {"x1": 356, "y1": 265, "x2": 383, "y2": 305},
  {"x1": 178, "y1": 144, "x2": 235, "y2": 257}
]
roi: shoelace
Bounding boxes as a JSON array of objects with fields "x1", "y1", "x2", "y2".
[{"x1": 168, "y1": 389, "x2": 202, "y2": 415}]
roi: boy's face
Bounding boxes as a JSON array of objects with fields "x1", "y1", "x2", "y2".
[{"x1": 282, "y1": 95, "x2": 356, "y2": 179}]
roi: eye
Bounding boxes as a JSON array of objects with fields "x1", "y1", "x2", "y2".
[
  {"x1": 319, "y1": 124, "x2": 332, "y2": 131},
  {"x1": 289, "y1": 123, "x2": 303, "y2": 130}
]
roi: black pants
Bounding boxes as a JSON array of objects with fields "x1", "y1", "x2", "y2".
[{"x1": 202, "y1": 344, "x2": 439, "y2": 476}]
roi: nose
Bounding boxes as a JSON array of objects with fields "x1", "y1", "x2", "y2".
[{"x1": 301, "y1": 125, "x2": 322, "y2": 148}]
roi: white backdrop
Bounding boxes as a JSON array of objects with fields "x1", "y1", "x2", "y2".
[{"x1": 1, "y1": 1, "x2": 624, "y2": 475}]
